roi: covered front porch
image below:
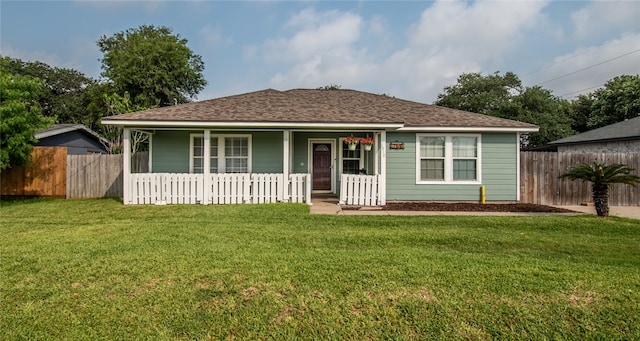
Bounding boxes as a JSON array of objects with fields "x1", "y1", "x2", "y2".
[{"x1": 121, "y1": 128, "x2": 388, "y2": 206}]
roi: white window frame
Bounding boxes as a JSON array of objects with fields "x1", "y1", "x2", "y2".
[
  {"x1": 190, "y1": 133, "x2": 252, "y2": 173},
  {"x1": 415, "y1": 133, "x2": 481, "y2": 184},
  {"x1": 190, "y1": 134, "x2": 205, "y2": 174},
  {"x1": 339, "y1": 137, "x2": 365, "y2": 175}
]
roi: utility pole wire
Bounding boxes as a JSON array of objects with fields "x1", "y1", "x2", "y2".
[
  {"x1": 559, "y1": 84, "x2": 604, "y2": 99},
  {"x1": 523, "y1": 28, "x2": 640, "y2": 78},
  {"x1": 537, "y1": 48, "x2": 640, "y2": 86}
]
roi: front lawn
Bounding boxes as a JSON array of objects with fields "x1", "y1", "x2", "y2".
[{"x1": 2, "y1": 199, "x2": 639, "y2": 339}]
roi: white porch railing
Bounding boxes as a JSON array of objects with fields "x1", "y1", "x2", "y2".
[
  {"x1": 131, "y1": 173, "x2": 204, "y2": 205},
  {"x1": 128, "y1": 173, "x2": 311, "y2": 205},
  {"x1": 339, "y1": 174, "x2": 381, "y2": 206}
]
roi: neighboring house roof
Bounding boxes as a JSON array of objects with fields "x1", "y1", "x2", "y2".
[
  {"x1": 102, "y1": 88, "x2": 538, "y2": 132},
  {"x1": 36, "y1": 124, "x2": 108, "y2": 143},
  {"x1": 548, "y1": 116, "x2": 640, "y2": 146}
]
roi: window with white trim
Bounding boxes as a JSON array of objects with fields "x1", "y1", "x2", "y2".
[
  {"x1": 341, "y1": 138, "x2": 364, "y2": 174},
  {"x1": 416, "y1": 134, "x2": 480, "y2": 183},
  {"x1": 190, "y1": 134, "x2": 251, "y2": 173}
]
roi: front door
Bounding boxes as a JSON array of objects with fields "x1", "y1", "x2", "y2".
[{"x1": 312, "y1": 143, "x2": 332, "y2": 191}]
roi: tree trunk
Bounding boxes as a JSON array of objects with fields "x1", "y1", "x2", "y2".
[{"x1": 592, "y1": 183, "x2": 609, "y2": 217}]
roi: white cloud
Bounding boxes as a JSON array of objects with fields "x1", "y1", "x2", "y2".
[
  {"x1": 199, "y1": 24, "x2": 230, "y2": 47},
  {"x1": 374, "y1": 0, "x2": 550, "y2": 102},
  {"x1": 263, "y1": 8, "x2": 363, "y2": 63},
  {"x1": 258, "y1": 1, "x2": 555, "y2": 102},
  {"x1": 572, "y1": 1, "x2": 640, "y2": 39},
  {"x1": 528, "y1": 33, "x2": 640, "y2": 99}
]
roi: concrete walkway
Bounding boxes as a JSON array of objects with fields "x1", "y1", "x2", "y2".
[
  {"x1": 552, "y1": 205, "x2": 640, "y2": 220},
  {"x1": 309, "y1": 197, "x2": 639, "y2": 219}
]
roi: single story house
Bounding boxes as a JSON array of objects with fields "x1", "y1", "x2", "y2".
[
  {"x1": 36, "y1": 124, "x2": 109, "y2": 155},
  {"x1": 533, "y1": 116, "x2": 640, "y2": 153},
  {"x1": 101, "y1": 88, "x2": 538, "y2": 206}
]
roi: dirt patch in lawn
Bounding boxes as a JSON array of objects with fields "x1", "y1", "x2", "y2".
[{"x1": 342, "y1": 202, "x2": 577, "y2": 213}]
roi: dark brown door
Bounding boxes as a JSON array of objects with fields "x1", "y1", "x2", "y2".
[{"x1": 312, "y1": 143, "x2": 331, "y2": 191}]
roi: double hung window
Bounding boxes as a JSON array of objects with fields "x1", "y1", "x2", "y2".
[
  {"x1": 341, "y1": 138, "x2": 364, "y2": 174},
  {"x1": 417, "y1": 134, "x2": 480, "y2": 183},
  {"x1": 191, "y1": 134, "x2": 251, "y2": 173}
]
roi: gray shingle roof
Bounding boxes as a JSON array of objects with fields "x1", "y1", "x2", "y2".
[
  {"x1": 101, "y1": 88, "x2": 538, "y2": 130},
  {"x1": 36, "y1": 124, "x2": 108, "y2": 144},
  {"x1": 549, "y1": 116, "x2": 640, "y2": 145}
]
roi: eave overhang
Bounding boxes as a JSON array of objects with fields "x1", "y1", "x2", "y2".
[
  {"x1": 100, "y1": 119, "x2": 405, "y2": 130},
  {"x1": 101, "y1": 119, "x2": 538, "y2": 133},
  {"x1": 397, "y1": 126, "x2": 539, "y2": 133}
]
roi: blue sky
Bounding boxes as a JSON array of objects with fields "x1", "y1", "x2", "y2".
[{"x1": 2, "y1": 0, "x2": 639, "y2": 103}]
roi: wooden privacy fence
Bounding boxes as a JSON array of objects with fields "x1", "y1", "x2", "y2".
[
  {"x1": 0, "y1": 147, "x2": 67, "y2": 198},
  {"x1": 520, "y1": 152, "x2": 640, "y2": 206},
  {"x1": 67, "y1": 152, "x2": 148, "y2": 198}
]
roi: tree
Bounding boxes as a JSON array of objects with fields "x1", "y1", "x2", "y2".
[
  {"x1": 0, "y1": 71, "x2": 54, "y2": 170},
  {"x1": 97, "y1": 25, "x2": 207, "y2": 108},
  {"x1": 99, "y1": 92, "x2": 149, "y2": 154},
  {"x1": 317, "y1": 84, "x2": 342, "y2": 90},
  {"x1": 561, "y1": 163, "x2": 640, "y2": 217},
  {"x1": 504, "y1": 86, "x2": 574, "y2": 147},
  {"x1": 435, "y1": 71, "x2": 522, "y2": 117},
  {"x1": 435, "y1": 71, "x2": 574, "y2": 148},
  {"x1": 570, "y1": 75, "x2": 640, "y2": 133},
  {"x1": 1, "y1": 56, "x2": 95, "y2": 128}
]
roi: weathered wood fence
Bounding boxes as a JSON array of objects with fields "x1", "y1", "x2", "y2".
[
  {"x1": 520, "y1": 152, "x2": 640, "y2": 206},
  {"x1": 67, "y1": 152, "x2": 148, "y2": 198}
]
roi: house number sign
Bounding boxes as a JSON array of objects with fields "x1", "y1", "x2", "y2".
[{"x1": 390, "y1": 142, "x2": 404, "y2": 150}]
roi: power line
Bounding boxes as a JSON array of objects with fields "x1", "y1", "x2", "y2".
[
  {"x1": 537, "y1": 48, "x2": 640, "y2": 86},
  {"x1": 523, "y1": 27, "x2": 640, "y2": 78},
  {"x1": 559, "y1": 84, "x2": 604, "y2": 99}
]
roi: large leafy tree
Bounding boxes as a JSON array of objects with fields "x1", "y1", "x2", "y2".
[
  {"x1": 97, "y1": 25, "x2": 207, "y2": 108},
  {"x1": 1, "y1": 56, "x2": 96, "y2": 129},
  {"x1": 435, "y1": 71, "x2": 522, "y2": 116},
  {"x1": 504, "y1": 86, "x2": 574, "y2": 147},
  {"x1": 0, "y1": 70, "x2": 54, "y2": 170},
  {"x1": 561, "y1": 163, "x2": 640, "y2": 217},
  {"x1": 435, "y1": 71, "x2": 574, "y2": 148},
  {"x1": 570, "y1": 74, "x2": 640, "y2": 132}
]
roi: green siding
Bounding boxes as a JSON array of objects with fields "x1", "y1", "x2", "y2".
[
  {"x1": 385, "y1": 132, "x2": 518, "y2": 201},
  {"x1": 481, "y1": 133, "x2": 518, "y2": 201},
  {"x1": 152, "y1": 130, "x2": 284, "y2": 173},
  {"x1": 152, "y1": 131, "x2": 191, "y2": 173},
  {"x1": 252, "y1": 132, "x2": 283, "y2": 173}
]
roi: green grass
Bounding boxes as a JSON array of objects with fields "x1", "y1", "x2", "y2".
[{"x1": 2, "y1": 198, "x2": 639, "y2": 340}]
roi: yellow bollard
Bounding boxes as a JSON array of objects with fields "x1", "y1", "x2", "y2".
[{"x1": 480, "y1": 186, "x2": 486, "y2": 204}]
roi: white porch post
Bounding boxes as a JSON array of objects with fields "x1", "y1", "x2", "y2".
[
  {"x1": 283, "y1": 130, "x2": 290, "y2": 202},
  {"x1": 516, "y1": 132, "x2": 521, "y2": 202},
  {"x1": 379, "y1": 130, "x2": 387, "y2": 205},
  {"x1": 203, "y1": 129, "x2": 211, "y2": 205},
  {"x1": 123, "y1": 128, "x2": 131, "y2": 204},
  {"x1": 374, "y1": 132, "x2": 380, "y2": 175}
]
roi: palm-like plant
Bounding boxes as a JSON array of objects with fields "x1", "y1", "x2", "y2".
[{"x1": 561, "y1": 163, "x2": 640, "y2": 217}]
